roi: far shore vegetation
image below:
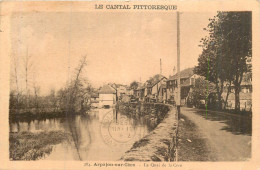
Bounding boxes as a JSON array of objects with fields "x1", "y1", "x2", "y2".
[{"x1": 10, "y1": 56, "x2": 95, "y2": 122}]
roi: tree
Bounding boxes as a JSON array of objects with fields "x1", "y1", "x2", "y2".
[
  {"x1": 56, "y1": 88, "x2": 67, "y2": 111},
  {"x1": 47, "y1": 88, "x2": 58, "y2": 112},
  {"x1": 67, "y1": 55, "x2": 88, "y2": 112},
  {"x1": 10, "y1": 55, "x2": 21, "y2": 110},
  {"x1": 10, "y1": 48, "x2": 38, "y2": 111},
  {"x1": 31, "y1": 71, "x2": 41, "y2": 111},
  {"x1": 23, "y1": 50, "x2": 33, "y2": 109},
  {"x1": 188, "y1": 77, "x2": 215, "y2": 108},
  {"x1": 195, "y1": 12, "x2": 252, "y2": 111},
  {"x1": 130, "y1": 81, "x2": 139, "y2": 90},
  {"x1": 219, "y1": 12, "x2": 252, "y2": 111},
  {"x1": 194, "y1": 36, "x2": 227, "y2": 110}
]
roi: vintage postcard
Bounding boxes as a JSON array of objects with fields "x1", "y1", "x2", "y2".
[{"x1": 0, "y1": 0, "x2": 259, "y2": 169}]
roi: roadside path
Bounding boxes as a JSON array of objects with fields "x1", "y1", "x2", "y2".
[{"x1": 178, "y1": 107, "x2": 251, "y2": 161}]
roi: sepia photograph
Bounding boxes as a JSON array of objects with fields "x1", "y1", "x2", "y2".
[{"x1": 0, "y1": 1, "x2": 259, "y2": 169}]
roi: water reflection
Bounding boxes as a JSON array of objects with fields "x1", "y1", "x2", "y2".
[{"x1": 10, "y1": 108, "x2": 153, "y2": 161}]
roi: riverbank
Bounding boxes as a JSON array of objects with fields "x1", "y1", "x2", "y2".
[
  {"x1": 9, "y1": 108, "x2": 90, "y2": 122},
  {"x1": 9, "y1": 130, "x2": 71, "y2": 160},
  {"x1": 9, "y1": 111, "x2": 65, "y2": 122},
  {"x1": 121, "y1": 104, "x2": 178, "y2": 161}
]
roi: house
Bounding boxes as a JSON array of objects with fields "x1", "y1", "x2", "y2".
[
  {"x1": 158, "y1": 84, "x2": 167, "y2": 103},
  {"x1": 146, "y1": 74, "x2": 167, "y2": 102},
  {"x1": 90, "y1": 93, "x2": 99, "y2": 108},
  {"x1": 222, "y1": 72, "x2": 252, "y2": 111},
  {"x1": 167, "y1": 66, "x2": 252, "y2": 110},
  {"x1": 167, "y1": 67, "x2": 197, "y2": 105},
  {"x1": 115, "y1": 84, "x2": 128, "y2": 100},
  {"x1": 132, "y1": 82, "x2": 142, "y2": 99},
  {"x1": 221, "y1": 57, "x2": 252, "y2": 110},
  {"x1": 224, "y1": 93, "x2": 252, "y2": 111},
  {"x1": 90, "y1": 93, "x2": 99, "y2": 101},
  {"x1": 98, "y1": 84, "x2": 117, "y2": 108},
  {"x1": 126, "y1": 88, "x2": 134, "y2": 96},
  {"x1": 136, "y1": 85, "x2": 145, "y2": 101},
  {"x1": 108, "y1": 83, "x2": 128, "y2": 101}
]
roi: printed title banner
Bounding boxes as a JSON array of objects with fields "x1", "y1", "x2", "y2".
[{"x1": 95, "y1": 4, "x2": 177, "y2": 10}]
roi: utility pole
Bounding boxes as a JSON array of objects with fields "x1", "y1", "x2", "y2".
[
  {"x1": 160, "y1": 58, "x2": 162, "y2": 75},
  {"x1": 174, "y1": 12, "x2": 181, "y2": 162},
  {"x1": 176, "y1": 12, "x2": 181, "y2": 115}
]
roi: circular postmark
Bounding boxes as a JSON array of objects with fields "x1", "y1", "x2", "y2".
[{"x1": 100, "y1": 109, "x2": 136, "y2": 148}]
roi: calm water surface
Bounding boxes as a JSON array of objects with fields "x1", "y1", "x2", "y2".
[{"x1": 10, "y1": 108, "x2": 153, "y2": 161}]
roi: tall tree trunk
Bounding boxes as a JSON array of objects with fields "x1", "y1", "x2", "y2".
[
  {"x1": 215, "y1": 81, "x2": 220, "y2": 110},
  {"x1": 68, "y1": 56, "x2": 87, "y2": 113},
  {"x1": 224, "y1": 81, "x2": 232, "y2": 109},
  {"x1": 234, "y1": 68, "x2": 244, "y2": 111},
  {"x1": 33, "y1": 86, "x2": 39, "y2": 113},
  {"x1": 24, "y1": 50, "x2": 32, "y2": 111},
  {"x1": 219, "y1": 80, "x2": 224, "y2": 110},
  {"x1": 13, "y1": 58, "x2": 20, "y2": 110},
  {"x1": 234, "y1": 85, "x2": 240, "y2": 111},
  {"x1": 215, "y1": 79, "x2": 223, "y2": 110},
  {"x1": 217, "y1": 91, "x2": 222, "y2": 110}
]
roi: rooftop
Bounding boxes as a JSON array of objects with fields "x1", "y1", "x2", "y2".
[
  {"x1": 168, "y1": 67, "x2": 194, "y2": 80},
  {"x1": 147, "y1": 74, "x2": 167, "y2": 87},
  {"x1": 99, "y1": 85, "x2": 116, "y2": 94}
]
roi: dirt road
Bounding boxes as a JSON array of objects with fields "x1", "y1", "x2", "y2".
[{"x1": 178, "y1": 107, "x2": 251, "y2": 161}]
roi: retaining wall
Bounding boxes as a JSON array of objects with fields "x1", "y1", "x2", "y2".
[{"x1": 120, "y1": 104, "x2": 178, "y2": 161}]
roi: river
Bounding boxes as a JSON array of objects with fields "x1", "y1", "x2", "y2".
[{"x1": 10, "y1": 108, "x2": 153, "y2": 161}]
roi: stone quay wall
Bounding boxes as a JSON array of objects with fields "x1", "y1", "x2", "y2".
[{"x1": 120, "y1": 103, "x2": 178, "y2": 161}]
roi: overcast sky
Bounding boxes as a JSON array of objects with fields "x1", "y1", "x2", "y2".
[{"x1": 11, "y1": 11, "x2": 217, "y2": 95}]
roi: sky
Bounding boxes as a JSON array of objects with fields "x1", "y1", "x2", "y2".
[{"x1": 10, "y1": 10, "x2": 217, "y2": 95}]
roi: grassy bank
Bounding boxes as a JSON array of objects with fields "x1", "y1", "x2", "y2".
[
  {"x1": 9, "y1": 111, "x2": 67, "y2": 122},
  {"x1": 10, "y1": 130, "x2": 71, "y2": 160}
]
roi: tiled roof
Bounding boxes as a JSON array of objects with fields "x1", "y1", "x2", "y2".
[
  {"x1": 168, "y1": 67, "x2": 194, "y2": 80},
  {"x1": 99, "y1": 85, "x2": 116, "y2": 94},
  {"x1": 147, "y1": 74, "x2": 167, "y2": 87}
]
